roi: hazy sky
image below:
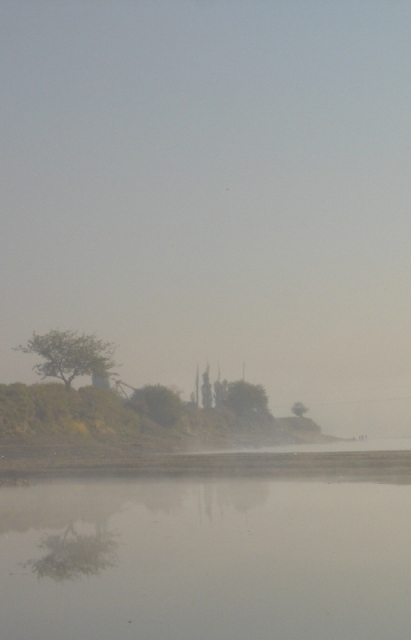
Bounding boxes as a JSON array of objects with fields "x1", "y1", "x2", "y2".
[{"x1": 2, "y1": 2, "x2": 411, "y2": 437}]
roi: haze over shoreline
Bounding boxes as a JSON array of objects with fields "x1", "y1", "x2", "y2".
[{"x1": 3, "y1": 3, "x2": 411, "y2": 439}]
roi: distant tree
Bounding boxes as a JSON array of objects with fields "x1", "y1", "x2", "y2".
[
  {"x1": 130, "y1": 385, "x2": 183, "y2": 427},
  {"x1": 291, "y1": 402, "x2": 309, "y2": 417},
  {"x1": 15, "y1": 330, "x2": 117, "y2": 390},
  {"x1": 201, "y1": 366, "x2": 213, "y2": 410},
  {"x1": 195, "y1": 365, "x2": 199, "y2": 407},
  {"x1": 225, "y1": 380, "x2": 269, "y2": 417},
  {"x1": 213, "y1": 379, "x2": 228, "y2": 410}
]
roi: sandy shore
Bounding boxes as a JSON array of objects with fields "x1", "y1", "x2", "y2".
[{"x1": 1, "y1": 444, "x2": 411, "y2": 482}]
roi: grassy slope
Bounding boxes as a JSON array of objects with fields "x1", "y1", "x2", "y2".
[{"x1": 0, "y1": 383, "x2": 335, "y2": 453}]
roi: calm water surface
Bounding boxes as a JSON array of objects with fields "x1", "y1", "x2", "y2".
[
  {"x1": 1, "y1": 477, "x2": 411, "y2": 640},
  {"x1": 256, "y1": 436, "x2": 411, "y2": 453}
]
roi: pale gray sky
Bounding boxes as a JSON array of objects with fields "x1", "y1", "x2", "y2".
[{"x1": 2, "y1": 2, "x2": 411, "y2": 437}]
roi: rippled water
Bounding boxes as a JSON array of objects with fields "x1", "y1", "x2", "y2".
[{"x1": 2, "y1": 477, "x2": 411, "y2": 640}]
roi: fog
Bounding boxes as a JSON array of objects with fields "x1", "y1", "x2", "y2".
[
  {"x1": 3, "y1": 5, "x2": 411, "y2": 639},
  {"x1": 2, "y1": 4, "x2": 411, "y2": 439}
]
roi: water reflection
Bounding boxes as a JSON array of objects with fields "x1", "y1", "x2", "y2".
[
  {"x1": 24, "y1": 523, "x2": 118, "y2": 581},
  {"x1": 3, "y1": 479, "x2": 411, "y2": 640},
  {"x1": 0, "y1": 479, "x2": 269, "y2": 537},
  {"x1": 202, "y1": 481, "x2": 269, "y2": 520},
  {"x1": 1, "y1": 479, "x2": 268, "y2": 584}
]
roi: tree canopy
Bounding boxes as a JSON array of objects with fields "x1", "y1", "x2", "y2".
[
  {"x1": 15, "y1": 330, "x2": 117, "y2": 389},
  {"x1": 224, "y1": 380, "x2": 269, "y2": 417},
  {"x1": 291, "y1": 402, "x2": 309, "y2": 417},
  {"x1": 130, "y1": 384, "x2": 183, "y2": 427}
]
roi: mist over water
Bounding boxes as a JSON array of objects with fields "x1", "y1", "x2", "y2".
[
  {"x1": 260, "y1": 437, "x2": 411, "y2": 454},
  {"x1": 191, "y1": 437, "x2": 411, "y2": 455},
  {"x1": 2, "y1": 478, "x2": 411, "y2": 640},
  {"x1": 3, "y1": 5, "x2": 411, "y2": 638}
]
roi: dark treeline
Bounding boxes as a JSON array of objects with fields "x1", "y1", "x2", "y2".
[
  {"x1": 0, "y1": 380, "x2": 321, "y2": 451},
  {"x1": 5, "y1": 331, "x2": 323, "y2": 450}
]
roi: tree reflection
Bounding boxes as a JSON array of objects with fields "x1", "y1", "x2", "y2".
[{"x1": 25, "y1": 523, "x2": 118, "y2": 581}]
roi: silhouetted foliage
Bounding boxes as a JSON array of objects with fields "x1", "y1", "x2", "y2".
[
  {"x1": 201, "y1": 366, "x2": 213, "y2": 409},
  {"x1": 130, "y1": 385, "x2": 183, "y2": 427},
  {"x1": 224, "y1": 380, "x2": 269, "y2": 417},
  {"x1": 291, "y1": 402, "x2": 309, "y2": 417},
  {"x1": 15, "y1": 329, "x2": 117, "y2": 389},
  {"x1": 0, "y1": 377, "x2": 324, "y2": 448},
  {"x1": 213, "y1": 379, "x2": 228, "y2": 410}
]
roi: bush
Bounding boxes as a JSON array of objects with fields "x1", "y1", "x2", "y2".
[
  {"x1": 0, "y1": 383, "x2": 141, "y2": 438},
  {"x1": 77, "y1": 386, "x2": 141, "y2": 433},
  {"x1": 0, "y1": 383, "x2": 34, "y2": 435},
  {"x1": 130, "y1": 385, "x2": 183, "y2": 427},
  {"x1": 224, "y1": 381, "x2": 269, "y2": 418},
  {"x1": 29, "y1": 383, "x2": 72, "y2": 433}
]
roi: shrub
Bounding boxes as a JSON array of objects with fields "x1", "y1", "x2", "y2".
[
  {"x1": 0, "y1": 383, "x2": 34, "y2": 435},
  {"x1": 29, "y1": 383, "x2": 72, "y2": 433},
  {"x1": 130, "y1": 385, "x2": 183, "y2": 427},
  {"x1": 224, "y1": 381, "x2": 269, "y2": 418},
  {"x1": 77, "y1": 386, "x2": 141, "y2": 434}
]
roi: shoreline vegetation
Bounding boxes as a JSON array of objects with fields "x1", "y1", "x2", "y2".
[
  {"x1": 0, "y1": 382, "x2": 334, "y2": 452},
  {"x1": 3, "y1": 381, "x2": 406, "y2": 484},
  {"x1": 8, "y1": 329, "x2": 384, "y2": 482},
  {"x1": 0, "y1": 380, "x2": 345, "y2": 480}
]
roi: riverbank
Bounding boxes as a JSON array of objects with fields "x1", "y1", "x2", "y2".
[{"x1": 1, "y1": 445, "x2": 411, "y2": 483}]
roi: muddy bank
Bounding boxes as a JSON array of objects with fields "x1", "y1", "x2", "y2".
[{"x1": 1, "y1": 445, "x2": 411, "y2": 483}]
